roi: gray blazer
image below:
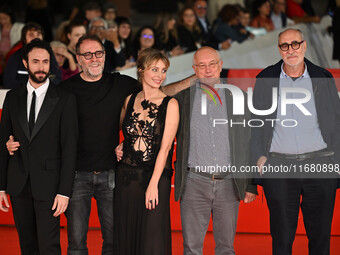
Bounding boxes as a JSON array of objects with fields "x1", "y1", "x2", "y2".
[{"x1": 174, "y1": 85, "x2": 257, "y2": 201}]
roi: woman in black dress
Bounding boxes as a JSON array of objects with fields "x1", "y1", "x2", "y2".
[{"x1": 114, "y1": 48, "x2": 179, "y2": 255}]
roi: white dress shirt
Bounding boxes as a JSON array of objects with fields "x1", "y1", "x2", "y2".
[{"x1": 27, "y1": 79, "x2": 49, "y2": 122}]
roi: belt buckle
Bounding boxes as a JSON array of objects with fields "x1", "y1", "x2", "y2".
[
  {"x1": 212, "y1": 174, "x2": 223, "y2": 180},
  {"x1": 93, "y1": 171, "x2": 101, "y2": 175},
  {"x1": 296, "y1": 154, "x2": 307, "y2": 161}
]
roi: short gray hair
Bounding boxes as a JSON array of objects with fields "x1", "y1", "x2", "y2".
[
  {"x1": 193, "y1": 46, "x2": 221, "y2": 65},
  {"x1": 89, "y1": 17, "x2": 108, "y2": 30},
  {"x1": 278, "y1": 28, "x2": 304, "y2": 44}
]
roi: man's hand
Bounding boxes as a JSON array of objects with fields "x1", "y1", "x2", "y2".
[
  {"x1": 52, "y1": 195, "x2": 69, "y2": 217},
  {"x1": 115, "y1": 143, "x2": 123, "y2": 162},
  {"x1": 0, "y1": 192, "x2": 10, "y2": 212},
  {"x1": 103, "y1": 27, "x2": 120, "y2": 48},
  {"x1": 244, "y1": 192, "x2": 256, "y2": 203},
  {"x1": 257, "y1": 156, "x2": 267, "y2": 176},
  {"x1": 6, "y1": 135, "x2": 20, "y2": 155}
]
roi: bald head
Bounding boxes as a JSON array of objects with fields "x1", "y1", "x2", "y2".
[
  {"x1": 193, "y1": 46, "x2": 221, "y2": 65},
  {"x1": 192, "y1": 46, "x2": 222, "y2": 85}
]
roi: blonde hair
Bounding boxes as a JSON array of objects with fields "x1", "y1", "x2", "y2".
[{"x1": 136, "y1": 48, "x2": 170, "y2": 83}]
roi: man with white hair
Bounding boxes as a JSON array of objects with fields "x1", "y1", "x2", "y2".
[
  {"x1": 251, "y1": 28, "x2": 340, "y2": 255},
  {"x1": 88, "y1": 17, "x2": 125, "y2": 72}
]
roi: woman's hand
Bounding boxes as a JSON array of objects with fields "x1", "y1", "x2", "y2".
[
  {"x1": 145, "y1": 182, "x2": 158, "y2": 210},
  {"x1": 115, "y1": 142, "x2": 123, "y2": 161}
]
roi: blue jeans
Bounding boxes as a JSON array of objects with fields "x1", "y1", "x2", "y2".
[{"x1": 65, "y1": 171, "x2": 114, "y2": 255}]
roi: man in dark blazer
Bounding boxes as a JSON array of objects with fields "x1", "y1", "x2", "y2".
[
  {"x1": 175, "y1": 46, "x2": 257, "y2": 254},
  {"x1": 251, "y1": 28, "x2": 340, "y2": 255},
  {"x1": 0, "y1": 39, "x2": 78, "y2": 254},
  {"x1": 193, "y1": 0, "x2": 231, "y2": 50}
]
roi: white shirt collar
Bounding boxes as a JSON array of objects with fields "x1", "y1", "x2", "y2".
[{"x1": 27, "y1": 79, "x2": 50, "y2": 97}]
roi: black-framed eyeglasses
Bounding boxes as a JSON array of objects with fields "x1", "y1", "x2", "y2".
[
  {"x1": 78, "y1": 51, "x2": 105, "y2": 60},
  {"x1": 278, "y1": 40, "x2": 304, "y2": 51}
]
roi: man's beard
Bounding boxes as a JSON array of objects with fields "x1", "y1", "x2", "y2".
[{"x1": 27, "y1": 65, "x2": 49, "y2": 84}]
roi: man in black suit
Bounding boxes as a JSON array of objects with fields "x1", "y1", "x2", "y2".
[
  {"x1": 251, "y1": 28, "x2": 340, "y2": 255},
  {"x1": 193, "y1": 0, "x2": 230, "y2": 50},
  {"x1": 0, "y1": 38, "x2": 78, "y2": 254}
]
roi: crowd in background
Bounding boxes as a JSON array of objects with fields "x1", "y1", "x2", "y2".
[{"x1": 0, "y1": 0, "x2": 337, "y2": 88}]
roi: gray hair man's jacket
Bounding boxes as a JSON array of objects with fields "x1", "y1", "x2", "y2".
[{"x1": 174, "y1": 83, "x2": 258, "y2": 202}]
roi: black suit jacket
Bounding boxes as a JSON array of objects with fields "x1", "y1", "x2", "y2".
[
  {"x1": 0, "y1": 83, "x2": 78, "y2": 200},
  {"x1": 103, "y1": 40, "x2": 126, "y2": 73},
  {"x1": 251, "y1": 58, "x2": 340, "y2": 165},
  {"x1": 196, "y1": 16, "x2": 219, "y2": 49}
]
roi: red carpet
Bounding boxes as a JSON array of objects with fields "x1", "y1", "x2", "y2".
[{"x1": 1, "y1": 226, "x2": 339, "y2": 254}]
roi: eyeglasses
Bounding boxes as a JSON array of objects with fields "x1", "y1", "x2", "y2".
[
  {"x1": 195, "y1": 60, "x2": 220, "y2": 70},
  {"x1": 78, "y1": 51, "x2": 105, "y2": 60},
  {"x1": 278, "y1": 40, "x2": 304, "y2": 51},
  {"x1": 90, "y1": 26, "x2": 105, "y2": 31},
  {"x1": 197, "y1": 5, "x2": 207, "y2": 10},
  {"x1": 141, "y1": 34, "x2": 154, "y2": 39}
]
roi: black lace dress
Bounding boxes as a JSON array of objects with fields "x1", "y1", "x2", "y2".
[{"x1": 114, "y1": 93, "x2": 173, "y2": 255}]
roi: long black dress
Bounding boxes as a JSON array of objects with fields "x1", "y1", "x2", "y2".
[{"x1": 114, "y1": 93, "x2": 173, "y2": 255}]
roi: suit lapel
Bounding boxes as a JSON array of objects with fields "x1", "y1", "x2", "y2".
[
  {"x1": 17, "y1": 87, "x2": 30, "y2": 140},
  {"x1": 30, "y1": 84, "x2": 59, "y2": 141}
]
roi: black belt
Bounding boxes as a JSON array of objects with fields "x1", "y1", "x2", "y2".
[
  {"x1": 188, "y1": 167, "x2": 231, "y2": 180},
  {"x1": 269, "y1": 150, "x2": 334, "y2": 161}
]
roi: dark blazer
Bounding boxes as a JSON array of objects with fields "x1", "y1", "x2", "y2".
[
  {"x1": 196, "y1": 16, "x2": 219, "y2": 49},
  {"x1": 104, "y1": 40, "x2": 126, "y2": 73},
  {"x1": 174, "y1": 84, "x2": 258, "y2": 202},
  {"x1": 0, "y1": 83, "x2": 78, "y2": 200},
  {"x1": 177, "y1": 25, "x2": 202, "y2": 53},
  {"x1": 251, "y1": 58, "x2": 340, "y2": 165}
]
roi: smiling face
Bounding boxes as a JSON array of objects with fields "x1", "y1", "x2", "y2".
[
  {"x1": 142, "y1": 59, "x2": 167, "y2": 89},
  {"x1": 192, "y1": 47, "x2": 222, "y2": 86},
  {"x1": 76, "y1": 39, "x2": 105, "y2": 81},
  {"x1": 23, "y1": 48, "x2": 50, "y2": 87},
  {"x1": 278, "y1": 29, "x2": 306, "y2": 69}
]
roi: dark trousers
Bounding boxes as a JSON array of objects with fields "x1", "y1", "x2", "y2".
[
  {"x1": 65, "y1": 171, "x2": 114, "y2": 255},
  {"x1": 262, "y1": 156, "x2": 337, "y2": 255},
  {"x1": 10, "y1": 181, "x2": 61, "y2": 255}
]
